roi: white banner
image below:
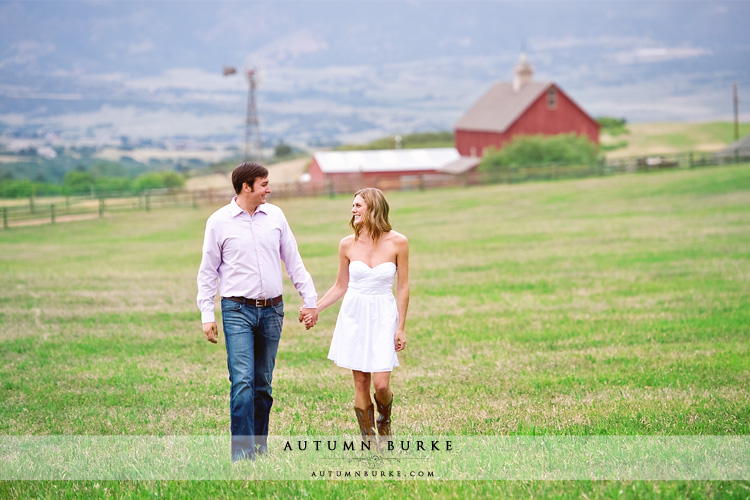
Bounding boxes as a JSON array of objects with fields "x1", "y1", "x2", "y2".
[{"x1": 1, "y1": 435, "x2": 748, "y2": 480}]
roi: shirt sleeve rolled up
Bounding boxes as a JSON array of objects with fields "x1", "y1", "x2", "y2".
[{"x1": 197, "y1": 219, "x2": 221, "y2": 323}]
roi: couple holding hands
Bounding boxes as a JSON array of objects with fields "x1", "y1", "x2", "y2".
[{"x1": 197, "y1": 162, "x2": 409, "y2": 461}]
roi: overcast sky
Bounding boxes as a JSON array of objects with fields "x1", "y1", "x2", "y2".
[{"x1": 1, "y1": 0, "x2": 748, "y2": 145}]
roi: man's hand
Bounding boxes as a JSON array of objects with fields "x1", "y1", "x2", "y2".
[
  {"x1": 203, "y1": 322, "x2": 218, "y2": 343},
  {"x1": 299, "y1": 307, "x2": 318, "y2": 330}
]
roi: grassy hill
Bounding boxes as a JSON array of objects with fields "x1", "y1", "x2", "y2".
[{"x1": 602, "y1": 121, "x2": 750, "y2": 159}]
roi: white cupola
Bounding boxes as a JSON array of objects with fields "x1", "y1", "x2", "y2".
[{"x1": 512, "y1": 52, "x2": 534, "y2": 92}]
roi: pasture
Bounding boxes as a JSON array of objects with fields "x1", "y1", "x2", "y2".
[
  {"x1": 1, "y1": 164, "x2": 749, "y2": 498},
  {"x1": 603, "y1": 121, "x2": 750, "y2": 158}
]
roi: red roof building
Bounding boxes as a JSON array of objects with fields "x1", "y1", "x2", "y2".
[
  {"x1": 308, "y1": 148, "x2": 479, "y2": 184},
  {"x1": 454, "y1": 54, "x2": 599, "y2": 157}
]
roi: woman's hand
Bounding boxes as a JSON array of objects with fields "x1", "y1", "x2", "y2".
[
  {"x1": 300, "y1": 307, "x2": 318, "y2": 330},
  {"x1": 395, "y1": 329, "x2": 407, "y2": 352},
  {"x1": 303, "y1": 312, "x2": 315, "y2": 329}
]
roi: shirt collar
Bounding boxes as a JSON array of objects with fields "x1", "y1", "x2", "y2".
[{"x1": 229, "y1": 197, "x2": 268, "y2": 217}]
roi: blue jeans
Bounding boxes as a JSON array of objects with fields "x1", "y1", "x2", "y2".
[{"x1": 220, "y1": 297, "x2": 284, "y2": 461}]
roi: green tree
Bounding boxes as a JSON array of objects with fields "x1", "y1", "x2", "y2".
[
  {"x1": 63, "y1": 170, "x2": 95, "y2": 195},
  {"x1": 133, "y1": 171, "x2": 185, "y2": 192},
  {"x1": 0, "y1": 179, "x2": 33, "y2": 198},
  {"x1": 275, "y1": 143, "x2": 293, "y2": 158},
  {"x1": 134, "y1": 173, "x2": 165, "y2": 191},
  {"x1": 161, "y1": 172, "x2": 185, "y2": 189},
  {"x1": 597, "y1": 116, "x2": 629, "y2": 136},
  {"x1": 95, "y1": 177, "x2": 133, "y2": 195}
]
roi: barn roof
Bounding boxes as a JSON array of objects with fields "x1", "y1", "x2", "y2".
[
  {"x1": 439, "y1": 155, "x2": 482, "y2": 174},
  {"x1": 455, "y1": 81, "x2": 553, "y2": 133},
  {"x1": 313, "y1": 148, "x2": 475, "y2": 174}
]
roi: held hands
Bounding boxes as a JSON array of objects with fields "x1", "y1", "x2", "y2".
[
  {"x1": 395, "y1": 329, "x2": 407, "y2": 352},
  {"x1": 202, "y1": 322, "x2": 218, "y2": 344},
  {"x1": 299, "y1": 307, "x2": 318, "y2": 330}
]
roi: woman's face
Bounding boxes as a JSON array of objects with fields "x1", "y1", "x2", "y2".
[{"x1": 351, "y1": 194, "x2": 367, "y2": 224}]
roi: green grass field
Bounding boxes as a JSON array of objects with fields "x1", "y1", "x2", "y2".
[
  {"x1": 1, "y1": 165, "x2": 749, "y2": 497},
  {"x1": 604, "y1": 122, "x2": 750, "y2": 158}
]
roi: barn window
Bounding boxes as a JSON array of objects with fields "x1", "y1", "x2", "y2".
[{"x1": 547, "y1": 87, "x2": 557, "y2": 109}]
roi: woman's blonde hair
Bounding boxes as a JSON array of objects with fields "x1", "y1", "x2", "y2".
[{"x1": 350, "y1": 187, "x2": 392, "y2": 244}]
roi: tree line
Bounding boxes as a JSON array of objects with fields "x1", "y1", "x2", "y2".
[{"x1": 0, "y1": 164, "x2": 185, "y2": 198}]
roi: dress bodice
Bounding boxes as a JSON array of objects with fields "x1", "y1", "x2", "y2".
[{"x1": 347, "y1": 261, "x2": 396, "y2": 295}]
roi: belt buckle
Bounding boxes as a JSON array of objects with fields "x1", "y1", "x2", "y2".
[{"x1": 254, "y1": 298, "x2": 266, "y2": 307}]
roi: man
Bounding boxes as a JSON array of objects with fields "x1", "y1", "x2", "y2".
[{"x1": 197, "y1": 161, "x2": 318, "y2": 461}]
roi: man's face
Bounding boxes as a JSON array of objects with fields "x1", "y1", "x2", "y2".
[{"x1": 247, "y1": 176, "x2": 271, "y2": 206}]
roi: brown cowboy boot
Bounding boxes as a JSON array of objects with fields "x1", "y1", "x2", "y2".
[
  {"x1": 374, "y1": 392, "x2": 393, "y2": 438},
  {"x1": 354, "y1": 404, "x2": 376, "y2": 439}
]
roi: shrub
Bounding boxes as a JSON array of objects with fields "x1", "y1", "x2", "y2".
[
  {"x1": 133, "y1": 171, "x2": 185, "y2": 192},
  {"x1": 94, "y1": 176, "x2": 133, "y2": 195},
  {"x1": 480, "y1": 134, "x2": 599, "y2": 170},
  {"x1": 63, "y1": 170, "x2": 96, "y2": 195},
  {"x1": 597, "y1": 116, "x2": 630, "y2": 136},
  {"x1": 0, "y1": 179, "x2": 33, "y2": 198},
  {"x1": 0, "y1": 180, "x2": 64, "y2": 199}
]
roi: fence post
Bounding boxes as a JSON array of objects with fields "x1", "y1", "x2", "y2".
[
  {"x1": 3, "y1": 207, "x2": 7, "y2": 229},
  {"x1": 192, "y1": 192, "x2": 198, "y2": 209},
  {"x1": 99, "y1": 198, "x2": 105, "y2": 218},
  {"x1": 29, "y1": 195, "x2": 35, "y2": 214},
  {"x1": 328, "y1": 180, "x2": 335, "y2": 199},
  {"x1": 689, "y1": 153, "x2": 694, "y2": 168},
  {"x1": 50, "y1": 204, "x2": 56, "y2": 224},
  {"x1": 145, "y1": 192, "x2": 151, "y2": 212}
]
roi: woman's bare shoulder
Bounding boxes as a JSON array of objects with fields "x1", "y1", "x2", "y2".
[
  {"x1": 387, "y1": 230, "x2": 408, "y2": 245},
  {"x1": 339, "y1": 234, "x2": 356, "y2": 248}
]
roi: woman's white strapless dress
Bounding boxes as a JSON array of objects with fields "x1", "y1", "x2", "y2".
[{"x1": 327, "y1": 260, "x2": 399, "y2": 372}]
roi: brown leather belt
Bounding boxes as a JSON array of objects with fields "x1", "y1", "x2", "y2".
[{"x1": 223, "y1": 295, "x2": 283, "y2": 307}]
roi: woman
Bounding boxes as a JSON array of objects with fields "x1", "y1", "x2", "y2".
[{"x1": 307, "y1": 187, "x2": 409, "y2": 439}]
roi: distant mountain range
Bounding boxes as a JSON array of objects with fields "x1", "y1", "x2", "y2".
[{"x1": 1, "y1": 0, "x2": 748, "y2": 148}]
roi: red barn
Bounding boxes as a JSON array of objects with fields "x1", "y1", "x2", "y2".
[{"x1": 454, "y1": 54, "x2": 599, "y2": 157}]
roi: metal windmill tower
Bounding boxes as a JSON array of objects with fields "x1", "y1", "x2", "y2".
[
  {"x1": 243, "y1": 68, "x2": 263, "y2": 161},
  {"x1": 223, "y1": 65, "x2": 263, "y2": 161}
]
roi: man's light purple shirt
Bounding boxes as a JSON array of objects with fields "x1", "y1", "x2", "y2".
[{"x1": 197, "y1": 198, "x2": 317, "y2": 324}]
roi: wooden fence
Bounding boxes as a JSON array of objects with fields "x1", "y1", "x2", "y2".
[{"x1": 2, "y1": 151, "x2": 749, "y2": 229}]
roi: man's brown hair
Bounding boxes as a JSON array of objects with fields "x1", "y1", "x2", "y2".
[{"x1": 232, "y1": 162, "x2": 269, "y2": 194}]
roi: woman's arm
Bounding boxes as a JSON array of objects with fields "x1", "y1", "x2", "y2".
[
  {"x1": 394, "y1": 235, "x2": 409, "y2": 351},
  {"x1": 315, "y1": 236, "x2": 352, "y2": 313}
]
